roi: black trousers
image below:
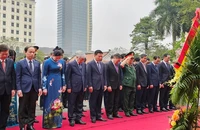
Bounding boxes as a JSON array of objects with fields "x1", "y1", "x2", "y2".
[
  {"x1": 123, "y1": 86, "x2": 136, "y2": 114},
  {"x1": 89, "y1": 89, "x2": 103, "y2": 120},
  {"x1": 0, "y1": 92, "x2": 11, "y2": 129},
  {"x1": 148, "y1": 86, "x2": 159, "y2": 110},
  {"x1": 18, "y1": 87, "x2": 38, "y2": 128},
  {"x1": 118, "y1": 89, "x2": 124, "y2": 110},
  {"x1": 106, "y1": 88, "x2": 120, "y2": 116},
  {"x1": 136, "y1": 87, "x2": 147, "y2": 110},
  {"x1": 168, "y1": 87, "x2": 175, "y2": 108},
  {"x1": 40, "y1": 95, "x2": 44, "y2": 108},
  {"x1": 159, "y1": 85, "x2": 170, "y2": 109},
  {"x1": 62, "y1": 91, "x2": 68, "y2": 107},
  {"x1": 68, "y1": 91, "x2": 84, "y2": 121}
]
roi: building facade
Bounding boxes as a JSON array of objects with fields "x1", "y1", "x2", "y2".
[
  {"x1": 0, "y1": 0, "x2": 35, "y2": 52},
  {"x1": 57, "y1": 0, "x2": 92, "y2": 56}
]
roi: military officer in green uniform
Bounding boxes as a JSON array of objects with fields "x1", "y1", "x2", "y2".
[{"x1": 120, "y1": 52, "x2": 138, "y2": 117}]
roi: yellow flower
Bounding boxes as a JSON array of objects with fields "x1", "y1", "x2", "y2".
[
  {"x1": 174, "y1": 110, "x2": 180, "y2": 115},
  {"x1": 172, "y1": 114, "x2": 180, "y2": 121},
  {"x1": 171, "y1": 121, "x2": 176, "y2": 127}
]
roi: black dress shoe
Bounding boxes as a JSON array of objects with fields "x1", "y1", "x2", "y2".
[
  {"x1": 161, "y1": 108, "x2": 167, "y2": 112},
  {"x1": 165, "y1": 108, "x2": 170, "y2": 111},
  {"x1": 137, "y1": 110, "x2": 143, "y2": 115},
  {"x1": 27, "y1": 125, "x2": 35, "y2": 130},
  {"x1": 62, "y1": 116, "x2": 67, "y2": 120},
  {"x1": 169, "y1": 106, "x2": 176, "y2": 110},
  {"x1": 130, "y1": 112, "x2": 138, "y2": 116},
  {"x1": 20, "y1": 128, "x2": 25, "y2": 130},
  {"x1": 113, "y1": 114, "x2": 122, "y2": 118},
  {"x1": 34, "y1": 119, "x2": 39, "y2": 123},
  {"x1": 75, "y1": 120, "x2": 86, "y2": 125},
  {"x1": 149, "y1": 110, "x2": 154, "y2": 113},
  {"x1": 82, "y1": 109, "x2": 87, "y2": 112},
  {"x1": 91, "y1": 118, "x2": 96, "y2": 123},
  {"x1": 153, "y1": 109, "x2": 160, "y2": 112},
  {"x1": 125, "y1": 113, "x2": 131, "y2": 117},
  {"x1": 107, "y1": 115, "x2": 113, "y2": 120},
  {"x1": 118, "y1": 108, "x2": 123, "y2": 112},
  {"x1": 142, "y1": 110, "x2": 149, "y2": 114},
  {"x1": 97, "y1": 118, "x2": 107, "y2": 121},
  {"x1": 69, "y1": 120, "x2": 75, "y2": 127}
]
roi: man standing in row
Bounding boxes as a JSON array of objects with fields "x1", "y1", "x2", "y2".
[
  {"x1": 159, "y1": 54, "x2": 173, "y2": 111},
  {"x1": 120, "y1": 52, "x2": 137, "y2": 117},
  {"x1": 87, "y1": 50, "x2": 107, "y2": 123},
  {"x1": 16, "y1": 46, "x2": 42, "y2": 130},
  {"x1": 106, "y1": 53, "x2": 123, "y2": 119},
  {"x1": 135, "y1": 54, "x2": 148, "y2": 114},
  {"x1": 66, "y1": 51, "x2": 87, "y2": 126},
  {"x1": 147, "y1": 56, "x2": 161, "y2": 113},
  {"x1": 0, "y1": 44, "x2": 16, "y2": 130}
]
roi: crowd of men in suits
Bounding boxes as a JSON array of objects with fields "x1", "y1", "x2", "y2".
[
  {"x1": 0, "y1": 43, "x2": 176, "y2": 129},
  {"x1": 64, "y1": 50, "x2": 176, "y2": 126}
]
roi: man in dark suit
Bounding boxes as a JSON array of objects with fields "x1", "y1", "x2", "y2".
[
  {"x1": 159, "y1": 54, "x2": 172, "y2": 111},
  {"x1": 87, "y1": 50, "x2": 107, "y2": 123},
  {"x1": 16, "y1": 46, "x2": 42, "y2": 130},
  {"x1": 106, "y1": 53, "x2": 123, "y2": 120},
  {"x1": 135, "y1": 54, "x2": 148, "y2": 114},
  {"x1": 65, "y1": 51, "x2": 87, "y2": 126},
  {"x1": 147, "y1": 56, "x2": 161, "y2": 113},
  {"x1": 0, "y1": 44, "x2": 16, "y2": 130}
]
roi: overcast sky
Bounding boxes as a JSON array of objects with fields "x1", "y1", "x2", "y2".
[{"x1": 35, "y1": 0, "x2": 156, "y2": 51}]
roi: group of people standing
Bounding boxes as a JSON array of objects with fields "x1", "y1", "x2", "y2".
[{"x1": 0, "y1": 44, "x2": 175, "y2": 130}]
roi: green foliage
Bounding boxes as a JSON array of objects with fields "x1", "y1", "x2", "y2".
[
  {"x1": 151, "y1": 0, "x2": 181, "y2": 45},
  {"x1": 171, "y1": 28, "x2": 200, "y2": 129},
  {"x1": 173, "y1": 0, "x2": 200, "y2": 32},
  {"x1": 35, "y1": 50, "x2": 45, "y2": 63},
  {"x1": 130, "y1": 16, "x2": 162, "y2": 54}
]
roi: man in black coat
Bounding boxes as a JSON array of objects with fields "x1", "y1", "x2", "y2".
[
  {"x1": 0, "y1": 44, "x2": 16, "y2": 130},
  {"x1": 87, "y1": 50, "x2": 107, "y2": 123},
  {"x1": 159, "y1": 54, "x2": 173, "y2": 111},
  {"x1": 106, "y1": 53, "x2": 123, "y2": 119},
  {"x1": 135, "y1": 54, "x2": 148, "y2": 114},
  {"x1": 147, "y1": 56, "x2": 161, "y2": 113}
]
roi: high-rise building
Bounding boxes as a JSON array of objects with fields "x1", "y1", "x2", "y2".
[
  {"x1": 0, "y1": 0, "x2": 36, "y2": 52},
  {"x1": 57, "y1": 0, "x2": 92, "y2": 56}
]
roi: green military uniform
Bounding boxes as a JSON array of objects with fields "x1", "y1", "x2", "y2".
[{"x1": 122, "y1": 64, "x2": 136, "y2": 115}]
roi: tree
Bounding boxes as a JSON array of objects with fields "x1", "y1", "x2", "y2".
[
  {"x1": 174, "y1": 0, "x2": 200, "y2": 32},
  {"x1": 130, "y1": 16, "x2": 162, "y2": 54},
  {"x1": 151, "y1": 0, "x2": 181, "y2": 47}
]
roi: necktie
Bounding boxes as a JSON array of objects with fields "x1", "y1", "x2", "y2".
[
  {"x1": 29, "y1": 60, "x2": 33, "y2": 72},
  {"x1": 2, "y1": 60, "x2": 5, "y2": 72},
  {"x1": 143, "y1": 64, "x2": 147, "y2": 72},
  {"x1": 79, "y1": 64, "x2": 82, "y2": 72},
  {"x1": 115, "y1": 64, "x2": 119, "y2": 73},
  {"x1": 97, "y1": 62, "x2": 101, "y2": 71}
]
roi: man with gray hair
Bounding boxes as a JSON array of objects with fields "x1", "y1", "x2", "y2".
[{"x1": 65, "y1": 50, "x2": 87, "y2": 126}]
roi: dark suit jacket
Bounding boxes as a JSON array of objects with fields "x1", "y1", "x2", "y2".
[
  {"x1": 106, "y1": 61, "x2": 122, "y2": 89},
  {"x1": 0, "y1": 58, "x2": 16, "y2": 95},
  {"x1": 65, "y1": 60, "x2": 87, "y2": 92},
  {"x1": 158, "y1": 61, "x2": 171, "y2": 84},
  {"x1": 147, "y1": 62, "x2": 160, "y2": 86},
  {"x1": 135, "y1": 61, "x2": 148, "y2": 87},
  {"x1": 16, "y1": 58, "x2": 41, "y2": 93},
  {"x1": 87, "y1": 60, "x2": 107, "y2": 90}
]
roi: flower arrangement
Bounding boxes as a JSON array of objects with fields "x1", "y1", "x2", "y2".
[{"x1": 169, "y1": 108, "x2": 186, "y2": 129}]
